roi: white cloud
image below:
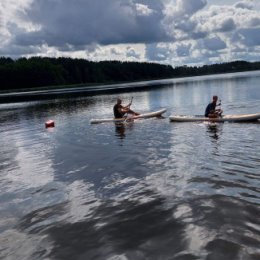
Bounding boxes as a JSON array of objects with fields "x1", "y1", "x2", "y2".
[
  {"x1": 126, "y1": 46, "x2": 141, "y2": 59},
  {"x1": 135, "y1": 3, "x2": 154, "y2": 16},
  {"x1": 235, "y1": 1, "x2": 254, "y2": 10},
  {"x1": 190, "y1": 2, "x2": 260, "y2": 60},
  {"x1": 164, "y1": 0, "x2": 207, "y2": 17},
  {"x1": 0, "y1": 0, "x2": 259, "y2": 66},
  {"x1": 0, "y1": 0, "x2": 33, "y2": 47},
  {"x1": 163, "y1": 0, "x2": 207, "y2": 39}
]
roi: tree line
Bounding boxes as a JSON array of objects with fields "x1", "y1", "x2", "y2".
[{"x1": 0, "y1": 57, "x2": 260, "y2": 91}]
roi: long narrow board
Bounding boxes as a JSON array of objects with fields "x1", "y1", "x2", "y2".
[
  {"x1": 90, "y1": 108, "x2": 167, "y2": 124},
  {"x1": 169, "y1": 113, "x2": 260, "y2": 122}
]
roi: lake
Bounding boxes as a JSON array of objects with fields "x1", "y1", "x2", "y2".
[{"x1": 0, "y1": 71, "x2": 260, "y2": 260}]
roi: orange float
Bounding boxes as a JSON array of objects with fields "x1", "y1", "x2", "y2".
[{"x1": 45, "y1": 120, "x2": 55, "y2": 128}]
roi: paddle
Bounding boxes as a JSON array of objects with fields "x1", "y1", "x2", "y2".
[
  {"x1": 124, "y1": 97, "x2": 134, "y2": 122},
  {"x1": 216, "y1": 99, "x2": 223, "y2": 116},
  {"x1": 127, "y1": 96, "x2": 133, "y2": 108}
]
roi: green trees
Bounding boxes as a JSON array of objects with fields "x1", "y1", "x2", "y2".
[
  {"x1": 0, "y1": 57, "x2": 65, "y2": 89},
  {"x1": 0, "y1": 57, "x2": 175, "y2": 91},
  {"x1": 0, "y1": 57, "x2": 259, "y2": 91}
]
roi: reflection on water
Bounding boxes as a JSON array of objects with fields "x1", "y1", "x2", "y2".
[
  {"x1": 206, "y1": 122, "x2": 223, "y2": 141},
  {"x1": 14, "y1": 185, "x2": 260, "y2": 260},
  {"x1": 114, "y1": 122, "x2": 129, "y2": 140},
  {"x1": 18, "y1": 190, "x2": 188, "y2": 260},
  {"x1": 115, "y1": 123, "x2": 126, "y2": 139},
  {"x1": 0, "y1": 71, "x2": 260, "y2": 260},
  {"x1": 114, "y1": 121, "x2": 136, "y2": 141}
]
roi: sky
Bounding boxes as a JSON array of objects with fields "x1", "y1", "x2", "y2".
[{"x1": 0, "y1": 0, "x2": 260, "y2": 66}]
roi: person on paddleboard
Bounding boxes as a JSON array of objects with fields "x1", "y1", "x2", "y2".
[
  {"x1": 113, "y1": 98, "x2": 140, "y2": 118},
  {"x1": 205, "y1": 95, "x2": 223, "y2": 118}
]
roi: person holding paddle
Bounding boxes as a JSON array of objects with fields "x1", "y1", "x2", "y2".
[
  {"x1": 205, "y1": 95, "x2": 223, "y2": 118},
  {"x1": 113, "y1": 97, "x2": 140, "y2": 118}
]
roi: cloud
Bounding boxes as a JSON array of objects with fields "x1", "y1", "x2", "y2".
[
  {"x1": 248, "y1": 17, "x2": 260, "y2": 27},
  {"x1": 135, "y1": 3, "x2": 154, "y2": 16},
  {"x1": 164, "y1": 0, "x2": 207, "y2": 17},
  {"x1": 234, "y1": 1, "x2": 254, "y2": 10},
  {"x1": 192, "y1": 2, "x2": 260, "y2": 51},
  {"x1": 9, "y1": 0, "x2": 209, "y2": 51},
  {"x1": 177, "y1": 0, "x2": 207, "y2": 15},
  {"x1": 12, "y1": 0, "x2": 171, "y2": 48},
  {"x1": 175, "y1": 43, "x2": 192, "y2": 57},
  {"x1": 203, "y1": 36, "x2": 226, "y2": 51},
  {"x1": 145, "y1": 43, "x2": 171, "y2": 62},
  {"x1": 145, "y1": 39, "x2": 227, "y2": 66},
  {"x1": 0, "y1": 0, "x2": 33, "y2": 47},
  {"x1": 236, "y1": 27, "x2": 260, "y2": 46},
  {"x1": 0, "y1": 0, "x2": 260, "y2": 66},
  {"x1": 195, "y1": 7, "x2": 236, "y2": 34},
  {"x1": 126, "y1": 47, "x2": 141, "y2": 59},
  {"x1": 163, "y1": 0, "x2": 207, "y2": 39},
  {"x1": 0, "y1": 44, "x2": 41, "y2": 57},
  {"x1": 218, "y1": 18, "x2": 236, "y2": 32}
]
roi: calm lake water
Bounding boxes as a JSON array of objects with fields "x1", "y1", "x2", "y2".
[{"x1": 0, "y1": 71, "x2": 260, "y2": 260}]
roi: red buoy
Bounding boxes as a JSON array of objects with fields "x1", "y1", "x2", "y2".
[{"x1": 45, "y1": 120, "x2": 55, "y2": 128}]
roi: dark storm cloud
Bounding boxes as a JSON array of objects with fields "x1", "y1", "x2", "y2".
[
  {"x1": 13, "y1": 0, "x2": 171, "y2": 49},
  {"x1": 0, "y1": 44, "x2": 40, "y2": 57}
]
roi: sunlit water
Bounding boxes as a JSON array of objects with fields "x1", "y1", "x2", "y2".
[{"x1": 0, "y1": 71, "x2": 260, "y2": 260}]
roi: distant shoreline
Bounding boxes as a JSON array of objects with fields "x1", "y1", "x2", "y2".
[{"x1": 1, "y1": 70, "x2": 260, "y2": 104}]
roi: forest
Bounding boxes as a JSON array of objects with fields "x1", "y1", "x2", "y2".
[{"x1": 0, "y1": 57, "x2": 260, "y2": 91}]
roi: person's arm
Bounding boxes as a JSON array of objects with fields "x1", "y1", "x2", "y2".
[
  {"x1": 125, "y1": 97, "x2": 133, "y2": 108},
  {"x1": 120, "y1": 105, "x2": 130, "y2": 113},
  {"x1": 117, "y1": 105, "x2": 130, "y2": 114}
]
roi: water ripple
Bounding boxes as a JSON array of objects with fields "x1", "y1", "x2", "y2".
[{"x1": 1, "y1": 73, "x2": 260, "y2": 259}]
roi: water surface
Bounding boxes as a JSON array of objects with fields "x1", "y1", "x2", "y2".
[{"x1": 0, "y1": 71, "x2": 260, "y2": 260}]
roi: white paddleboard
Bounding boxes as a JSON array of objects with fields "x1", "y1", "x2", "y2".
[
  {"x1": 90, "y1": 108, "x2": 166, "y2": 124},
  {"x1": 169, "y1": 113, "x2": 260, "y2": 122}
]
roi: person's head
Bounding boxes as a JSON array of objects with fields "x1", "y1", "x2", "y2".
[
  {"x1": 117, "y1": 98, "x2": 122, "y2": 104},
  {"x1": 212, "y1": 95, "x2": 218, "y2": 103}
]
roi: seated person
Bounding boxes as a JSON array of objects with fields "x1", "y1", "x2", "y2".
[
  {"x1": 113, "y1": 98, "x2": 140, "y2": 118},
  {"x1": 205, "y1": 95, "x2": 223, "y2": 118}
]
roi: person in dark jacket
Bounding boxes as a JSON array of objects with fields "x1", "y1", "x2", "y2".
[
  {"x1": 205, "y1": 95, "x2": 223, "y2": 117},
  {"x1": 113, "y1": 98, "x2": 140, "y2": 118}
]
